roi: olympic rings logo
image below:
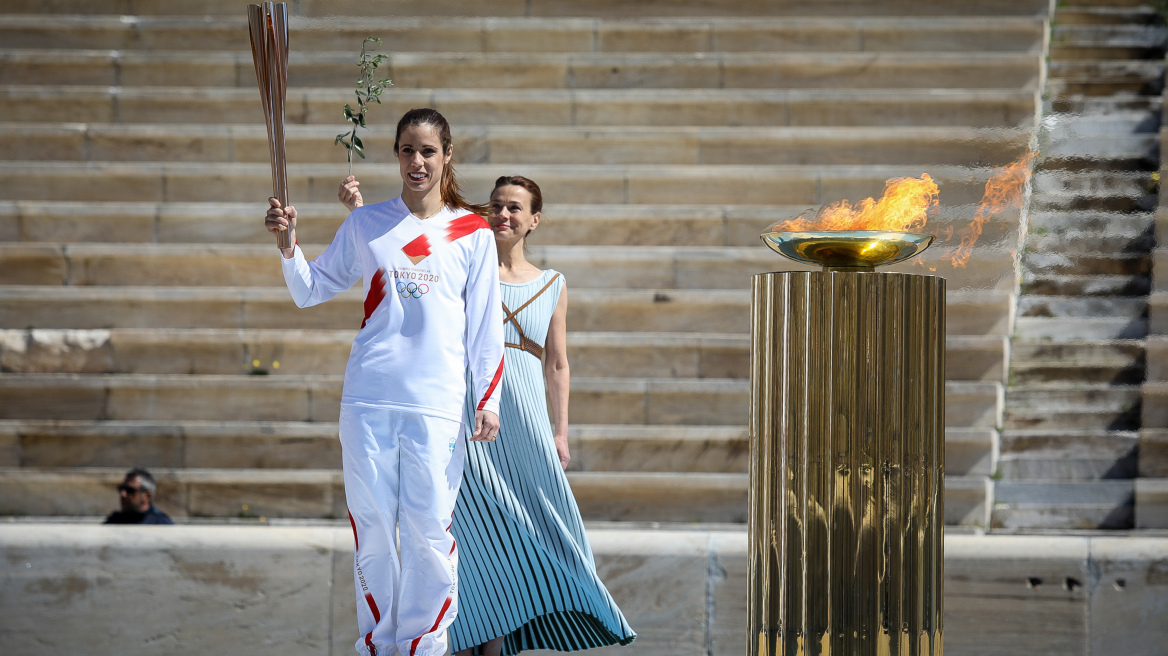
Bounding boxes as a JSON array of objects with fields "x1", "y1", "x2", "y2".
[{"x1": 397, "y1": 281, "x2": 429, "y2": 299}]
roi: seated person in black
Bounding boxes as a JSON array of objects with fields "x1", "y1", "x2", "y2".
[{"x1": 103, "y1": 467, "x2": 173, "y2": 525}]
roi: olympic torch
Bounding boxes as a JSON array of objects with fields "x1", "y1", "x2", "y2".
[{"x1": 248, "y1": 2, "x2": 292, "y2": 250}]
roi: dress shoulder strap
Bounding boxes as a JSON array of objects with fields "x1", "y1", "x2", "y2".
[{"x1": 501, "y1": 272, "x2": 561, "y2": 360}]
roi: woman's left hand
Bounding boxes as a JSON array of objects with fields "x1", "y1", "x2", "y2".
[
  {"x1": 554, "y1": 435, "x2": 571, "y2": 469},
  {"x1": 471, "y1": 409, "x2": 500, "y2": 442},
  {"x1": 338, "y1": 175, "x2": 363, "y2": 211}
]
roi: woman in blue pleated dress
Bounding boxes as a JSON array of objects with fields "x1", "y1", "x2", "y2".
[
  {"x1": 451, "y1": 176, "x2": 635, "y2": 656},
  {"x1": 337, "y1": 174, "x2": 635, "y2": 656}
]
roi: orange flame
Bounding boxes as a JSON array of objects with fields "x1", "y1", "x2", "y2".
[
  {"x1": 949, "y1": 151, "x2": 1035, "y2": 268},
  {"x1": 770, "y1": 173, "x2": 939, "y2": 232},
  {"x1": 770, "y1": 153, "x2": 1035, "y2": 270}
]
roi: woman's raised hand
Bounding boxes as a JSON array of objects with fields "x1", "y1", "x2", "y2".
[
  {"x1": 265, "y1": 197, "x2": 297, "y2": 257},
  {"x1": 338, "y1": 175, "x2": 363, "y2": 211}
]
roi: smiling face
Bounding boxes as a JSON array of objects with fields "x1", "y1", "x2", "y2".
[
  {"x1": 396, "y1": 123, "x2": 451, "y2": 199},
  {"x1": 489, "y1": 185, "x2": 541, "y2": 244}
]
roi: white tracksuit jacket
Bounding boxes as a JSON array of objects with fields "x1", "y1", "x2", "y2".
[{"x1": 280, "y1": 197, "x2": 504, "y2": 656}]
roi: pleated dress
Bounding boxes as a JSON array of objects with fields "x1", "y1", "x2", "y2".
[{"x1": 450, "y1": 269, "x2": 636, "y2": 655}]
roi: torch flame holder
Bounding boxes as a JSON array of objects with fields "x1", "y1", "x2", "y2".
[
  {"x1": 749, "y1": 270, "x2": 945, "y2": 655},
  {"x1": 247, "y1": 2, "x2": 291, "y2": 250}
]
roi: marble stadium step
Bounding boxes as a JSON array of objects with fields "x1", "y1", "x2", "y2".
[
  {"x1": 997, "y1": 429, "x2": 1138, "y2": 480},
  {"x1": 1051, "y1": 24, "x2": 1168, "y2": 60},
  {"x1": 1140, "y1": 428, "x2": 1168, "y2": 476},
  {"x1": 0, "y1": 243, "x2": 1017, "y2": 291},
  {"x1": 1152, "y1": 291, "x2": 1168, "y2": 335},
  {"x1": 1047, "y1": 59, "x2": 1167, "y2": 96},
  {"x1": 0, "y1": 420, "x2": 997, "y2": 477},
  {"x1": 1027, "y1": 209, "x2": 1155, "y2": 236},
  {"x1": 0, "y1": 49, "x2": 1042, "y2": 91},
  {"x1": 1029, "y1": 192, "x2": 1157, "y2": 214},
  {"x1": 1042, "y1": 114, "x2": 1160, "y2": 168},
  {"x1": 0, "y1": 0, "x2": 1056, "y2": 18},
  {"x1": 1045, "y1": 111, "x2": 1161, "y2": 141},
  {"x1": 0, "y1": 466, "x2": 991, "y2": 525},
  {"x1": 1013, "y1": 316, "x2": 1148, "y2": 340},
  {"x1": 0, "y1": 123, "x2": 1033, "y2": 167},
  {"x1": 1148, "y1": 335, "x2": 1168, "y2": 381},
  {"x1": 0, "y1": 286, "x2": 1014, "y2": 336},
  {"x1": 1020, "y1": 251, "x2": 1150, "y2": 276},
  {"x1": 1143, "y1": 382, "x2": 1168, "y2": 428},
  {"x1": 0, "y1": 201, "x2": 1022, "y2": 248},
  {"x1": 1004, "y1": 383, "x2": 1142, "y2": 430},
  {"x1": 1026, "y1": 231, "x2": 1155, "y2": 256},
  {"x1": 1016, "y1": 295, "x2": 1147, "y2": 320},
  {"x1": 0, "y1": 374, "x2": 1002, "y2": 428},
  {"x1": 1007, "y1": 339, "x2": 1145, "y2": 384},
  {"x1": 1020, "y1": 272, "x2": 1150, "y2": 297},
  {"x1": 1043, "y1": 133, "x2": 1159, "y2": 170},
  {"x1": 0, "y1": 160, "x2": 1030, "y2": 206},
  {"x1": 0, "y1": 15, "x2": 1044, "y2": 54},
  {"x1": 1150, "y1": 248, "x2": 1168, "y2": 290},
  {"x1": 991, "y1": 480, "x2": 1134, "y2": 529},
  {"x1": 0, "y1": 85, "x2": 1040, "y2": 129},
  {"x1": 0, "y1": 328, "x2": 1008, "y2": 383},
  {"x1": 1135, "y1": 478, "x2": 1168, "y2": 528},
  {"x1": 1057, "y1": 5, "x2": 1159, "y2": 27},
  {"x1": 1032, "y1": 169, "x2": 1158, "y2": 199},
  {"x1": 0, "y1": 467, "x2": 346, "y2": 520},
  {"x1": 1014, "y1": 296, "x2": 1149, "y2": 343},
  {"x1": 1051, "y1": 91, "x2": 1162, "y2": 116},
  {"x1": 14, "y1": 529, "x2": 1167, "y2": 656}
]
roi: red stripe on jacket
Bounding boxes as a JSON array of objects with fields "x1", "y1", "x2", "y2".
[
  {"x1": 361, "y1": 268, "x2": 387, "y2": 329},
  {"x1": 477, "y1": 357, "x2": 504, "y2": 410},
  {"x1": 446, "y1": 213, "x2": 489, "y2": 242}
]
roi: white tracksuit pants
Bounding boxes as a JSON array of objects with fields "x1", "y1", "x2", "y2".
[{"x1": 340, "y1": 404, "x2": 466, "y2": 656}]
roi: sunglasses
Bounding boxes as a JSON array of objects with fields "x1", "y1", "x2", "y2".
[{"x1": 118, "y1": 485, "x2": 146, "y2": 495}]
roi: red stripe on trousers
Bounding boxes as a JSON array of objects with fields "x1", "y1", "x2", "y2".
[
  {"x1": 351, "y1": 513, "x2": 379, "y2": 655},
  {"x1": 477, "y1": 357, "x2": 504, "y2": 410},
  {"x1": 363, "y1": 592, "x2": 381, "y2": 654},
  {"x1": 410, "y1": 596, "x2": 453, "y2": 656}
]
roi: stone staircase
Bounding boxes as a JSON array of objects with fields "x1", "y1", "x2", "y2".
[
  {"x1": 997, "y1": 0, "x2": 1166, "y2": 529},
  {"x1": 0, "y1": 0, "x2": 1048, "y2": 528}
]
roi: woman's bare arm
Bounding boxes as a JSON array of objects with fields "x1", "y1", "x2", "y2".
[{"x1": 543, "y1": 284, "x2": 571, "y2": 468}]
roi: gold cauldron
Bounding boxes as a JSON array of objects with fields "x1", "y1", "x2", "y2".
[{"x1": 761, "y1": 229, "x2": 935, "y2": 272}]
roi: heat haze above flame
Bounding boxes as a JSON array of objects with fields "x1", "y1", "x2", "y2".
[
  {"x1": 768, "y1": 152, "x2": 1035, "y2": 270},
  {"x1": 948, "y1": 151, "x2": 1035, "y2": 268}
]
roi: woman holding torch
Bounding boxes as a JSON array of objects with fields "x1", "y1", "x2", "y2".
[{"x1": 265, "y1": 107, "x2": 504, "y2": 656}]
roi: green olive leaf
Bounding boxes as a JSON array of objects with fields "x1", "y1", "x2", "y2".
[{"x1": 338, "y1": 36, "x2": 389, "y2": 166}]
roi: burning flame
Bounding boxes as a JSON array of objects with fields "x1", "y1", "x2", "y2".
[
  {"x1": 770, "y1": 152, "x2": 1035, "y2": 270},
  {"x1": 771, "y1": 173, "x2": 939, "y2": 232},
  {"x1": 948, "y1": 151, "x2": 1034, "y2": 268}
]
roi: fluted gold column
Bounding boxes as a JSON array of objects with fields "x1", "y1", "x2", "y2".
[{"x1": 748, "y1": 271, "x2": 945, "y2": 656}]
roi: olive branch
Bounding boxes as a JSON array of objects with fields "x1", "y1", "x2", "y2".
[{"x1": 335, "y1": 37, "x2": 392, "y2": 176}]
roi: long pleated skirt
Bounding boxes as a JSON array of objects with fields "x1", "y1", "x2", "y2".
[{"x1": 450, "y1": 271, "x2": 636, "y2": 655}]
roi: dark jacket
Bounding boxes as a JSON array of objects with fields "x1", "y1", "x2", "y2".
[{"x1": 104, "y1": 504, "x2": 174, "y2": 525}]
